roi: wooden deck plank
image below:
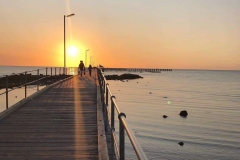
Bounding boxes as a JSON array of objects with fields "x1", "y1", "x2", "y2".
[{"x1": 0, "y1": 71, "x2": 102, "y2": 160}]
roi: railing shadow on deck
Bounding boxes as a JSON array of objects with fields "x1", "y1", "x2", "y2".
[
  {"x1": 0, "y1": 67, "x2": 74, "y2": 113},
  {"x1": 97, "y1": 68, "x2": 148, "y2": 160}
]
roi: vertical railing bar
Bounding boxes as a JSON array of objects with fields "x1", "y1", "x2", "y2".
[
  {"x1": 111, "y1": 96, "x2": 115, "y2": 129},
  {"x1": 119, "y1": 113, "x2": 126, "y2": 160},
  {"x1": 106, "y1": 84, "x2": 109, "y2": 106},
  {"x1": 111, "y1": 96, "x2": 116, "y2": 160},
  {"x1": 46, "y1": 67, "x2": 48, "y2": 86},
  {"x1": 103, "y1": 78, "x2": 105, "y2": 93},
  {"x1": 51, "y1": 68, "x2": 53, "y2": 84},
  {"x1": 5, "y1": 75, "x2": 8, "y2": 109},
  {"x1": 25, "y1": 71, "x2": 27, "y2": 98},
  {"x1": 55, "y1": 67, "x2": 56, "y2": 82},
  {"x1": 101, "y1": 75, "x2": 105, "y2": 112},
  {"x1": 37, "y1": 69, "x2": 39, "y2": 91}
]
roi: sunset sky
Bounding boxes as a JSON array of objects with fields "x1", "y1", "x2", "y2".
[{"x1": 0, "y1": 0, "x2": 240, "y2": 70}]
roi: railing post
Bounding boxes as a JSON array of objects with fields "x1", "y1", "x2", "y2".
[
  {"x1": 100, "y1": 73, "x2": 102, "y2": 87},
  {"x1": 55, "y1": 68, "x2": 56, "y2": 82},
  {"x1": 25, "y1": 71, "x2": 27, "y2": 98},
  {"x1": 111, "y1": 96, "x2": 115, "y2": 128},
  {"x1": 100, "y1": 73, "x2": 105, "y2": 112},
  {"x1": 110, "y1": 96, "x2": 116, "y2": 160},
  {"x1": 46, "y1": 68, "x2": 48, "y2": 86},
  {"x1": 37, "y1": 69, "x2": 39, "y2": 91},
  {"x1": 106, "y1": 83, "x2": 109, "y2": 106},
  {"x1": 51, "y1": 68, "x2": 53, "y2": 84},
  {"x1": 5, "y1": 75, "x2": 8, "y2": 109},
  {"x1": 103, "y1": 79, "x2": 105, "y2": 93},
  {"x1": 119, "y1": 113, "x2": 126, "y2": 160}
]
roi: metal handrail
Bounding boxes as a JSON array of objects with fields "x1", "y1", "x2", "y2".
[
  {"x1": 97, "y1": 68, "x2": 148, "y2": 160},
  {"x1": 0, "y1": 67, "x2": 68, "y2": 110}
]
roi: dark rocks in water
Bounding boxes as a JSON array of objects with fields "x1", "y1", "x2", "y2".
[
  {"x1": 178, "y1": 142, "x2": 184, "y2": 146},
  {"x1": 163, "y1": 115, "x2": 168, "y2": 118},
  {"x1": 0, "y1": 74, "x2": 72, "y2": 89},
  {"x1": 105, "y1": 73, "x2": 143, "y2": 80},
  {"x1": 179, "y1": 110, "x2": 188, "y2": 117}
]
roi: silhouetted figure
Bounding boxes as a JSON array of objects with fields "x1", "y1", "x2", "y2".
[
  {"x1": 88, "y1": 65, "x2": 92, "y2": 76},
  {"x1": 78, "y1": 60, "x2": 85, "y2": 76}
]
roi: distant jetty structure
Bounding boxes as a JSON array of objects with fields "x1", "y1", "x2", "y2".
[{"x1": 104, "y1": 68, "x2": 172, "y2": 72}]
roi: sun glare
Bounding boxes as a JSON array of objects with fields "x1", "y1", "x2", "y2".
[{"x1": 68, "y1": 46, "x2": 78, "y2": 56}]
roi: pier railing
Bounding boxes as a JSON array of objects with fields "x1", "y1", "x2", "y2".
[
  {"x1": 0, "y1": 67, "x2": 72, "y2": 111},
  {"x1": 97, "y1": 68, "x2": 148, "y2": 160}
]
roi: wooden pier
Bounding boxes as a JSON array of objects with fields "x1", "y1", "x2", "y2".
[{"x1": 0, "y1": 70, "x2": 109, "y2": 159}]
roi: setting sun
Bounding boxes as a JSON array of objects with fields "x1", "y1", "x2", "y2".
[{"x1": 68, "y1": 46, "x2": 78, "y2": 56}]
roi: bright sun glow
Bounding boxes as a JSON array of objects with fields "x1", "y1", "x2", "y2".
[{"x1": 68, "y1": 46, "x2": 78, "y2": 56}]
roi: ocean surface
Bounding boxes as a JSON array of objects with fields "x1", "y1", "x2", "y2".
[
  {"x1": 104, "y1": 70, "x2": 240, "y2": 160},
  {"x1": 1, "y1": 66, "x2": 240, "y2": 159}
]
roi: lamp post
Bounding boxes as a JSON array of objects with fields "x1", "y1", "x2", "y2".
[
  {"x1": 85, "y1": 49, "x2": 89, "y2": 66},
  {"x1": 64, "y1": 13, "x2": 75, "y2": 74}
]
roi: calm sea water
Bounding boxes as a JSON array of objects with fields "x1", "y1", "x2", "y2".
[
  {"x1": 104, "y1": 70, "x2": 240, "y2": 160},
  {"x1": 0, "y1": 66, "x2": 47, "y2": 77},
  {"x1": 1, "y1": 66, "x2": 240, "y2": 159}
]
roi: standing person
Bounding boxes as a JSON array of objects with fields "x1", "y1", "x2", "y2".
[
  {"x1": 88, "y1": 64, "x2": 92, "y2": 76},
  {"x1": 78, "y1": 60, "x2": 85, "y2": 76}
]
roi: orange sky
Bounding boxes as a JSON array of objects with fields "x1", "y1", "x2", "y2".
[{"x1": 0, "y1": 0, "x2": 240, "y2": 70}]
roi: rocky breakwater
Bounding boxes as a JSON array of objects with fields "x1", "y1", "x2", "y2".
[
  {"x1": 0, "y1": 74, "x2": 72, "y2": 89},
  {"x1": 105, "y1": 73, "x2": 143, "y2": 80}
]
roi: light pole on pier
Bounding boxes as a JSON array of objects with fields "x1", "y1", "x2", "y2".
[
  {"x1": 64, "y1": 13, "x2": 75, "y2": 74},
  {"x1": 85, "y1": 49, "x2": 89, "y2": 66}
]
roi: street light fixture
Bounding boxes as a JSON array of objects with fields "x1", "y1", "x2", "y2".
[
  {"x1": 85, "y1": 49, "x2": 89, "y2": 66},
  {"x1": 64, "y1": 13, "x2": 75, "y2": 74}
]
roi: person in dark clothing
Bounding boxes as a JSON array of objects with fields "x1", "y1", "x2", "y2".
[
  {"x1": 78, "y1": 60, "x2": 85, "y2": 76},
  {"x1": 88, "y1": 65, "x2": 92, "y2": 76}
]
